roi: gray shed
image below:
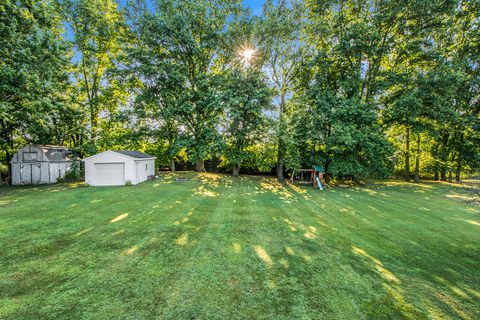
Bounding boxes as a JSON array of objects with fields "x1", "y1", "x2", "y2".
[{"x1": 10, "y1": 145, "x2": 76, "y2": 185}]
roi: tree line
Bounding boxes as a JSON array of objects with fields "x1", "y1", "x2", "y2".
[{"x1": 1, "y1": 0, "x2": 479, "y2": 183}]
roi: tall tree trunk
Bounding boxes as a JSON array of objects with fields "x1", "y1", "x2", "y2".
[
  {"x1": 414, "y1": 134, "x2": 420, "y2": 183},
  {"x1": 277, "y1": 146, "x2": 284, "y2": 180},
  {"x1": 232, "y1": 164, "x2": 240, "y2": 176},
  {"x1": 90, "y1": 107, "x2": 98, "y2": 143},
  {"x1": 196, "y1": 159, "x2": 206, "y2": 172},
  {"x1": 324, "y1": 160, "x2": 330, "y2": 184},
  {"x1": 455, "y1": 162, "x2": 461, "y2": 182},
  {"x1": 1, "y1": 120, "x2": 13, "y2": 185},
  {"x1": 405, "y1": 127, "x2": 410, "y2": 181},
  {"x1": 448, "y1": 170, "x2": 452, "y2": 182},
  {"x1": 439, "y1": 131, "x2": 449, "y2": 181},
  {"x1": 170, "y1": 158, "x2": 176, "y2": 172},
  {"x1": 6, "y1": 150, "x2": 12, "y2": 185},
  {"x1": 432, "y1": 143, "x2": 439, "y2": 181},
  {"x1": 277, "y1": 92, "x2": 286, "y2": 181},
  {"x1": 440, "y1": 169, "x2": 447, "y2": 181}
]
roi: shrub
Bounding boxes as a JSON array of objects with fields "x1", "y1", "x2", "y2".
[
  {"x1": 0, "y1": 163, "x2": 8, "y2": 185},
  {"x1": 58, "y1": 160, "x2": 81, "y2": 183}
]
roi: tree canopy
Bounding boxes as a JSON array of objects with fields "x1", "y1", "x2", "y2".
[{"x1": 1, "y1": 0, "x2": 479, "y2": 182}]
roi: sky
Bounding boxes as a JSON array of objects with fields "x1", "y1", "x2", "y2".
[
  {"x1": 64, "y1": 0, "x2": 267, "y2": 41},
  {"x1": 140, "y1": 0, "x2": 266, "y2": 15},
  {"x1": 64, "y1": 0, "x2": 266, "y2": 61},
  {"x1": 242, "y1": 0, "x2": 265, "y2": 16}
]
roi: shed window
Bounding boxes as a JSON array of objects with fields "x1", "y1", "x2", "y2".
[
  {"x1": 146, "y1": 163, "x2": 148, "y2": 171},
  {"x1": 23, "y1": 152, "x2": 38, "y2": 161}
]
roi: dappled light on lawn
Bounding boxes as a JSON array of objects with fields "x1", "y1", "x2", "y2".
[
  {"x1": 259, "y1": 178, "x2": 297, "y2": 203},
  {"x1": 176, "y1": 233, "x2": 189, "y2": 246},
  {"x1": 73, "y1": 227, "x2": 93, "y2": 237},
  {"x1": 435, "y1": 292, "x2": 473, "y2": 320},
  {"x1": 451, "y1": 217, "x2": 480, "y2": 226},
  {"x1": 375, "y1": 264, "x2": 400, "y2": 284},
  {"x1": 0, "y1": 199, "x2": 15, "y2": 206},
  {"x1": 446, "y1": 193, "x2": 475, "y2": 201},
  {"x1": 0, "y1": 175, "x2": 479, "y2": 319},
  {"x1": 110, "y1": 213, "x2": 128, "y2": 223},
  {"x1": 254, "y1": 245, "x2": 273, "y2": 268},
  {"x1": 352, "y1": 245, "x2": 384, "y2": 270},
  {"x1": 283, "y1": 218, "x2": 298, "y2": 231},
  {"x1": 285, "y1": 246, "x2": 295, "y2": 256},
  {"x1": 123, "y1": 245, "x2": 138, "y2": 256},
  {"x1": 352, "y1": 245, "x2": 405, "y2": 312},
  {"x1": 111, "y1": 229, "x2": 125, "y2": 236},
  {"x1": 279, "y1": 258, "x2": 289, "y2": 268},
  {"x1": 195, "y1": 185, "x2": 218, "y2": 197},
  {"x1": 301, "y1": 254, "x2": 312, "y2": 262},
  {"x1": 463, "y1": 219, "x2": 479, "y2": 226},
  {"x1": 304, "y1": 226, "x2": 318, "y2": 239},
  {"x1": 286, "y1": 182, "x2": 312, "y2": 200},
  {"x1": 232, "y1": 242, "x2": 242, "y2": 253}
]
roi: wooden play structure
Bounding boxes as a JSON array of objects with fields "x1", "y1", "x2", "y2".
[{"x1": 290, "y1": 165, "x2": 325, "y2": 190}]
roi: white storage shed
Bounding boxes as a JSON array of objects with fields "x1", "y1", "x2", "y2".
[
  {"x1": 10, "y1": 145, "x2": 76, "y2": 185},
  {"x1": 83, "y1": 150, "x2": 156, "y2": 186}
]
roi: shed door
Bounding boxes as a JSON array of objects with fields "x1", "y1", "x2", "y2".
[
  {"x1": 136, "y1": 161, "x2": 149, "y2": 184},
  {"x1": 20, "y1": 164, "x2": 31, "y2": 185},
  {"x1": 94, "y1": 163, "x2": 125, "y2": 186}
]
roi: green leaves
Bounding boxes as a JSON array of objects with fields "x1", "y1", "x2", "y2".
[
  {"x1": 128, "y1": 0, "x2": 242, "y2": 169},
  {"x1": 0, "y1": 0, "x2": 71, "y2": 158},
  {"x1": 220, "y1": 68, "x2": 272, "y2": 173},
  {"x1": 1, "y1": 0, "x2": 478, "y2": 181},
  {"x1": 64, "y1": 0, "x2": 127, "y2": 145}
]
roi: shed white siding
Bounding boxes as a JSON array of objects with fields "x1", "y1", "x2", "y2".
[
  {"x1": 83, "y1": 151, "x2": 155, "y2": 186},
  {"x1": 10, "y1": 145, "x2": 74, "y2": 185},
  {"x1": 135, "y1": 160, "x2": 155, "y2": 184}
]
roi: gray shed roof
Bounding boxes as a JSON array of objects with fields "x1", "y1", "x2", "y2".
[
  {"x1": 82, "y1": 150, "x2": 156, "y2": 161},
  {"x1": 38, "y1": 145, "x2": 76, "y2": 161},
  {"x1": 113, "y1": 150, "x2": 155, "y2": 159},
  {"x1": 10, "y1": 145, "x2": 76, "y2": 163}
]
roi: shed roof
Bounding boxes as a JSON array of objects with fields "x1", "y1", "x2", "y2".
[
  {"x1": 82, "y1": 150, "x2": 156, "y2": 161},
  {"x1": 113, "y1": 150, "x2": 155, "y2": 159},
  {"x1": 38, "y1": 145, "x2": 75, "y2": 161},
  {"x1": 11, "y1": 145, "x2": 76, "y2": 163}
]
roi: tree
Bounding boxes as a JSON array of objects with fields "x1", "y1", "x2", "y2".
[
  {"x1": 440, "y1": 0, "x2": 480, "y2": 181},
  {"x1": 221, "y1": 68, "x2": 272, "y2": 176},
  {"x1": 128, "y1": 0, "x2": 241, "y2": 172},
  {"x1": 291, "y1": 0, "x2": 407, "y2": 181},
  {"x1": 0, "y1": 0, "x2": 71, "y2": 182},
  {"x1": 63, "y1": 0, "x2": 126, "y2": 147},
  {"x1": 289, "y1": 93, "x2": 393, "y2": 181},
  {"x1": 382, "y1": 0, "x2": 479, "y2": 182},
  {"x1": 256, "y1": 0, "x2": 307, "y2": 180}
]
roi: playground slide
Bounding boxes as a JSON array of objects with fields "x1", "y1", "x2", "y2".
[{"x1": 315, "y1": 176, "x2": 324, "y2": 191}]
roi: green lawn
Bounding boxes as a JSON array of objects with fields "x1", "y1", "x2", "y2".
[{"x1": 0, "y1": 173, "x2": 479, "y2": 319}]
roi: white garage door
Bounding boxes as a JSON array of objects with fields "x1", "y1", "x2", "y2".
[{"x1": 95, "y1": 163, "x2": 125, "y2": 186}]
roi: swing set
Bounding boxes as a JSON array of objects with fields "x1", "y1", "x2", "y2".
[{"x1": 290, "y1": 165, "x2": 325, "y2": 190}]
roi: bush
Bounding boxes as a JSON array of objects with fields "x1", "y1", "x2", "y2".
[
  {"x1": 0, "y1": 163, "x2": 7, "y2": 185},
  {"x1": 58, "y1": 160, "x2": 81, "y2": 183}
]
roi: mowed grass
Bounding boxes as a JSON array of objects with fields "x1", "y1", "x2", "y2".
[{"x1": 0, "y1": 173, "x2": 479, "y2": 320}]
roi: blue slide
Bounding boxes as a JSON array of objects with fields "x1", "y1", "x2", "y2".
[{"x1": 315, "y1": 176, "x2": 324, "y2": 191}]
